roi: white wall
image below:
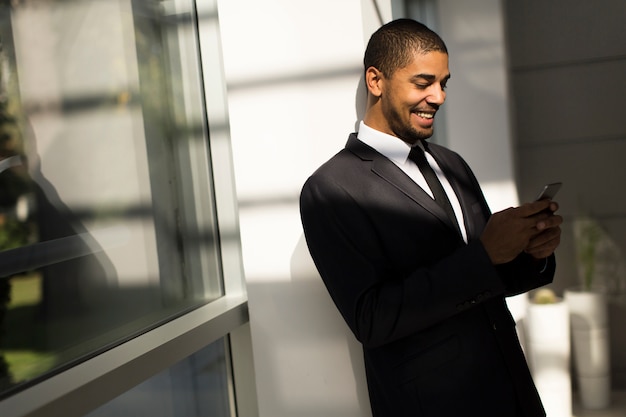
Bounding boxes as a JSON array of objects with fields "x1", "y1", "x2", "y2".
[
  {"x1": 217, "y1": 1, "x2": 390, "y2": 416},
  {"x1": 218, "y1": 1, "x2": 519, "y2": 415}
]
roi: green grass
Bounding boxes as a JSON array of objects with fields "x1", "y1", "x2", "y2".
[
  {"x1": 3, "y1": 350, "x2": 56, "y2": 382},
  {"x1": 8, "y1": 274, "x2": 41, "y2": 307},
  {"x1": 2, "y1": 274, "x2": 59, "y2": 384}
]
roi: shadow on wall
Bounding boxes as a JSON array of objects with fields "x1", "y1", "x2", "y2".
[
  {"x1": 243, "y1": 233, "x2": 372, "y2": 417},
  {"x1": 354, "y1": 74, "x2": 367, "y2": 132},
  {"x1": 242, "y1": 64, "x2": 372, "y2": 417},
  {"x1": 291, "y1": 234, "x2": 372, "y2": 416}
]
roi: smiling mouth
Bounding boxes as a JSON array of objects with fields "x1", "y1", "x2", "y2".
[{"x1": 415, "y1": 111, "x2": 434, "y2": 119}]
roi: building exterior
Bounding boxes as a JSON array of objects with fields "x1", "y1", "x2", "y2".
[{"x1": 0, "y1": 0, "x2": 624, "y2": 416}]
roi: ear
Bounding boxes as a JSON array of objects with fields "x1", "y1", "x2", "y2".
[{"x1": 365, "y1": 66, "x2": 384, "y2": 97}]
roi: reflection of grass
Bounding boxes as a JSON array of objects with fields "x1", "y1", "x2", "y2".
[
  {"x1": 3, "y1": 274, "x2": 59, "y2": 383},
  {"x1": 8, "y1": 274, "x2": 40, "y2": 306},
  {"x1": 4, "y1": 351, "x2": 56, "y2": 382}
]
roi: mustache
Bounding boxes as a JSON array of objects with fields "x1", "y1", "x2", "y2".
[{"x1": 412, "y1": 104, "x2": 440, "y2": 112}]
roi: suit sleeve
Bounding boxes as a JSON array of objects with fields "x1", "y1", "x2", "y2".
[
  {"x1": 498, "y1": 253, "x2": 555, "y2": 296},
  {"x1": 301, "y1": 175, "x2": 514, "y2": 348}
]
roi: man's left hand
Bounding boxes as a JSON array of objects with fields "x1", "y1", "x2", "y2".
[{"x1": 524, "y1": 201, "x2": 562, "y2": 259}]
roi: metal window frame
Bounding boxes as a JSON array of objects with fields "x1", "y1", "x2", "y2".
[{"x1": 0, "y1": 296, "x2": 249, "y2": 417}]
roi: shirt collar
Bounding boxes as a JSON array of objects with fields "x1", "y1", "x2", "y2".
[{"x1": 357, "y1": 121, "x2": 420, "y2": 165}]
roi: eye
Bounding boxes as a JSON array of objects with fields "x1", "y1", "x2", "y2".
[{"x1": 441, "y1": 77, "x2": 451, "y2": 90}]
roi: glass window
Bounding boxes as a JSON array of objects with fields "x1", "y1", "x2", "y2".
[
  {"x1": 85, "y1": 337, "x2": 233, "y2": 417},
  {"x1": 0, "y1": 0, "x2": 223, "y2": 397}
]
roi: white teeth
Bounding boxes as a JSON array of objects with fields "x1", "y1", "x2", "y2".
[{"x1": 416, "y1": 112, "x2": 434, "y2": 119}]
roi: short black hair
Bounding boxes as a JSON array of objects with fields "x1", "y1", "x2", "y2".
[{"x1": 364, "y1": 18, "x2": 448, "y2": 78}]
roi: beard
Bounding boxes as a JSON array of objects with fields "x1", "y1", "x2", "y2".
[{"x1": 382, "y1": 100, "x2": 435, "y2": 145}]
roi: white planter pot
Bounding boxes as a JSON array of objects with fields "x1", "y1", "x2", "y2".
[
  {"x1": 564, "y1": 287, "x2": 611, "y2": 409},
  {"x1": 526, "y1": 299, "x2": 571, "y2": 417}
]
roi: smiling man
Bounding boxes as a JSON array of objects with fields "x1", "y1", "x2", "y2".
[{"x1": 300, "y1": 19, "x2": 562, "y2": 417}]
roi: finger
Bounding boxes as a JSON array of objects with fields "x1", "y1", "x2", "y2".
[
  {"x1": 512, "y1": 204, "x2": 552, "y2": 223},
  {"x1": 518, "y1": 200, "x2": 552, "y2": 217},
  {"x1": 549, "y1": 201, "x2": 559, "y2": 212},
  {"x1": 525, "y1": 243, "x2": 558, "y2": 259},
  {"x1": 536, "y1": 214, "x2": 563, "y2": 231},
  {"x1": 527, "y1": 227, "x2": 559, "y2": 247},
  {"x1": 524, "y1": 240, "x2": 559, "y2": 259},
  {"x1": 526, "y1": 228, "x2": 561, "y2": 252},
  {"x1": 526, "y1": 211, "x2": 554, "y2": 231}
]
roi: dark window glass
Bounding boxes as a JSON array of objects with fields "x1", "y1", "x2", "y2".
[{"x1": 0, "y1": 0, "x2": 222, "y2": 396}]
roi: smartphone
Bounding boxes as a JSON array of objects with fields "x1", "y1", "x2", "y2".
[{"x1": 535, "y1": 182, "x2": 562, "y2": 201}]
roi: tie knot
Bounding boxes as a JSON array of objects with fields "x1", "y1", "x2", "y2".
[{"x1": 408, "y1": 143, "x2": 428, "y2": 165}]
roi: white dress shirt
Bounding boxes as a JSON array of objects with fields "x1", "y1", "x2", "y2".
[{"x1": 357, "y1": 121, "x2": 468, "y2": 243}]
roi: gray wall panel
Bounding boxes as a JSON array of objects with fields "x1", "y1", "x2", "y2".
[
  {"x1": 505, "y1": 0, "x2": 626, "y2": 68},
  {"x1": 511, "y1": 60, "x2": 626, "y2": 145},
  {"x1": 518, "y1": 141, "x2": 626, "y2": 218}
]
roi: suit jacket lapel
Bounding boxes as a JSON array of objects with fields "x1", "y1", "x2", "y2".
[{"x1": 345, "y1": 134, "x2": 458, "y2": 232}]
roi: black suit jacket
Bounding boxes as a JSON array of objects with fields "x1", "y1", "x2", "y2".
[{"x1": 300, "y1": 134, "x2": 553, "y2": 417}]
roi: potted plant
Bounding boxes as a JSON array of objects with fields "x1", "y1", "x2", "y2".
[
  {"x1": 564, "y1": 216, "x2": 611, "y2": 409},
  {"x1": 526, "y1": 289, "x2": 572, "y2": 417},
  {"x1": 575, "y1": 217, "x2": 602, "y2": 292}
]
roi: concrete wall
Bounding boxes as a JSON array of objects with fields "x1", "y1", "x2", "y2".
[{"x1": 504, "y1": 0, "x2": 626, "y2": 389}]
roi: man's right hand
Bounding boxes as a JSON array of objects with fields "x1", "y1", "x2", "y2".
[{"x1": 480, "y1": 200, "x2": 562, "y2": 265}]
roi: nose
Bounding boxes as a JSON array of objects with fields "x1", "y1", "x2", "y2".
[{"x1": 427, "y1": 84, "x2": 446, "y2": 106}]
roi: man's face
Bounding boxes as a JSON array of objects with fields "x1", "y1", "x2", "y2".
[{"x1": 378, "y1": 51, "x2": 450, "y2": 144}]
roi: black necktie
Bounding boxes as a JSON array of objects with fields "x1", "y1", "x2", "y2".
[{"x1": 408, "y1": 143, "x2": 461, "y2": 234}]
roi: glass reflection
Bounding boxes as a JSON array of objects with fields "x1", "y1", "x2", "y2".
[
  {"x1": 86, "y1": 338, "x2": 233, "y2": 417},
  {"x1": 0, "y1": 0, "x2": 221, "y2": 396}
]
